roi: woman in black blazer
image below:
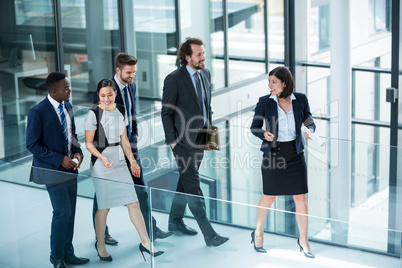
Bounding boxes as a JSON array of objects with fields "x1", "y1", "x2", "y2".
[{"x1": 250, "y1": 66, "x2": 316, "y2": 258}]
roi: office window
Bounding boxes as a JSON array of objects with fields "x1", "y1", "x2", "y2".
[
  {"x1": 132, "y1": 0, "x2": 177, "y2": 112},
  {"x1": 351, "y1": 124, "x2": 390, "y2": 251},
  {"x1": 227, "y1": 0, "x2": 266, "y2": 85},
  {"x1": 306, "y1": 66, "x2": 330, "y2": 117},
  {"x1": 178, "y1": 1, "x2": 223, "y2": 90},
  {"x1": 268, "y1": 0, "x2": 284, "y2": 63},
  {"x1": 60, "y1": 0, "x2": 119, "y2": 105},
  {"x1": 353, "y1": 68, "x2": 391, "y2": 122},
  {"x1": 309, "y1": 2, "x2": 330, "y2": 58},
  {"x1": 0, "y1": 0, "x2": 58, "y2": 160},
  {"x1": 368, "y1": 0, "x2": 389, "y2": 33},
  {"x1": 351, "y1": 0, "x2": 391, "y2": 69},
  {"x1": 210, "y1": 0, "x2": 225, "y2": 89}
]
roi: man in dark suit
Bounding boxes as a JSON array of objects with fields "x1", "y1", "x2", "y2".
[
  {"x1": 26, "y1": 72, "x2": 89, "y2": 268},
  {"x1": 92, "y1": 53, "x2": 173, "y2": 243},
  {"x1": 161, "y1": 37, "x2": 229, "y2": 247}
]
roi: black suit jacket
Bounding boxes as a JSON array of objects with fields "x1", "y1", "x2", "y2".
[
  {"x1": 93, "y1": 78, "x2": 138, "y2": 138},
  {"x1": 161, "y1": 65, "x2": 212, "y2": 149},
  {"x1": 26, "y1": 98, "x2": 82, "y2": 185},
  {"x1": 250, "y1": 92, "x2": 316, "y2": 155}
]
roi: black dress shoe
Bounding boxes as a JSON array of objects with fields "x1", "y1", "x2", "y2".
[
  {"x1": 65, "y1": 254, "x2": 90, "y2": 265},
  {"x1": 139, "y1": 243, "x2": 164, "y2": 261},
  {"x1": 168, "y1": 221, "x2": 198, "y2": 235},
  {"x1": 95, "y1": 241, "x2": 113, "y2": 262},
  {"x1": 205, "y1": 234, "x2": 229, "y2": 247},
  {"x1": 104, "y1": 233, "x2": 118, "y2": 245},
  {"x1": 251, "y1": 230, "x2": 267, "y2": 253},
  {"x1": 153, "y1": 229, "x2": 174, "y2": 240},
  {"x1": 50, "y1": 256, "x2": 67, "y2": 268}
]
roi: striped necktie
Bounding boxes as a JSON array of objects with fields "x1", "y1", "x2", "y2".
[
  {"x1": 123, "y1": 86, "x2": 132, "y2": 137},
  {"x1": 58, "y1": 103, "x2": 68, "y2": 147}
]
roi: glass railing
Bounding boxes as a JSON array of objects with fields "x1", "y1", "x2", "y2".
[
  {"x1": 1, "y1": 102, "x2": 402, "y2": 264},
  {"x1": 0, "y1": 162, "x2": 155, "y2": 267},
  {"x1": 149, "y1": 188, "x2": 401, "y2": 267},
  {"x1": 140, "y1": 121, "x2": 402, "y2": 257},
  {"x1": 1, "y1": 161, "x2": 400, "y2": 267}
]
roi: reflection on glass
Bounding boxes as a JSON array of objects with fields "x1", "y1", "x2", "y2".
[
  {"x1": 309, "y1": 2, "x2": 330, "y2": 59},
  {"x1": 210, "y1": 58, "x2": 225, "y2": 89},
  {"x1": 1, "y1": 168, "x2": 400, "y2": 266},
  {"x1": 306, "y1": 66, "x2": 330, "y2": 117},
  {"x1": 0, "y1": 0, "x2": 57, "y2": 160},
  {"x1": 351, "y1": 0, "x2": 391, "y2": 68},
  {"x1": 353, "y1": 70, "x2": 391, "y2": 122},
  {"x1": 368, "y1": 0, "x2": 389, "y2": 33},
  {"x1": 133, "y1": 0, "x2": 177, "y2": 112},
  {"x1": 60, "y1": 0, "x2": 119, "y2": 106},
  {"x1": 0, "y1": 118, "x2": 401, "y2": 257},
  {"x1": 210, "y1": 0, "x2": 224, "y2": 89},
  {"x1": 268, "y1": 0, "x2": 284, "y2": 62},
  {"x1": 0, "y1": 162, "x2": 155, "y2": 267},
  {"x1": 227, "y1": 0, "x2": 265, "y2": 85},
  {"x1": 227, "y1": 0, "x2": 264, "y2": 59},
  {"x1": 149, "y1": 187, "x2": 401, "y2": 265},
  {"x1": 228, "y1": 60, "x2": 265, "y2": 85},
  {"x1": 351, "y1": 125, "x2": 390, "y2": 251},
  {"x1": 181, "y1": 0, "x2": 269, "y2": 88}
]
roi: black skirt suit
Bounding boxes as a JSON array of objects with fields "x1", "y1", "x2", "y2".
[{"x1": 250, "y1": 92, "x2": 315, "y2": 195}]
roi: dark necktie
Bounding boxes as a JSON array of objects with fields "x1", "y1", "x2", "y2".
[
  {"x1": 194, "y1": 72, "x2": 203, "y2": 106},
  {"x1": 58, "y1": 103, "x2": 68, "y2": 147},
  {"x1": 123, "y1": 86, "x2": 132, "y2": 137},
  {"x1": 194, "y1": 72, "x2": 208, "y2": 126}
]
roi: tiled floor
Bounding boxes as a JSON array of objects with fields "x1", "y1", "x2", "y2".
[{"x1": 0, "y1": 181, "x2": 400, "y2": 268}]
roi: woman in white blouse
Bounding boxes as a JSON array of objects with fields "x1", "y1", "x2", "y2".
[{"x1": 250, "y1": 66, "x2": 316, "y2": 258}]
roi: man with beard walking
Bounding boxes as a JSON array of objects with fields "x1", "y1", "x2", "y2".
[{"x1": 161, "y1": 37, "x2": 229, "y2": 247}]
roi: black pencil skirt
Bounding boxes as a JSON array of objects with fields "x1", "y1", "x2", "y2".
[{"x1": 261, "y1": 140, "x2": 308, "y2": 196}]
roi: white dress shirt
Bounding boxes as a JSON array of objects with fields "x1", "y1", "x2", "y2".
[
  {"x1": 114, "y1": 74, "x2": 132, "y2": 123},
  {"x1": 186, "y1": 65, "x2": 207, "y2": 126},
  {"x1": 270, "y1": 94, "x2": 297, "y2": 142},
  {"x1": 47, "y1": 94, "x2": 72, "y2": 155}
]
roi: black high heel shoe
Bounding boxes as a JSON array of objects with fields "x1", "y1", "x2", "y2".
[
  {"x1": 95, "y1": 241, "x2": 113, "y2": 262},
  {"x1": 139, "y1": 243, "x2": 164, "y2": 261},
  {"x1": 297, "y1": 239, "x2": 315, "y2": 258},
  {"x1": 251, "y1": 230, "x2": 267, "y2": 253}
]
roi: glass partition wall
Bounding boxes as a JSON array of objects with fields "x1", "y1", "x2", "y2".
[
  {"x1": 0, "y1": 0, "x2": 59, "y2": 160},
  {"x1": 0, "y1": 0, "x2": 398, "y2": 153},
  {"x1": 1, "y1": 108, "x2": 401, "y2": 258},
  {"x1": 60, "y1": 0, "x2": 120, "y2": 106},
  {"x1": 1, "y1": 0, "x2": 402, "y2": 262},
  {"x1": 1, "y1": 133, "x2": 401, "y2": 267}
]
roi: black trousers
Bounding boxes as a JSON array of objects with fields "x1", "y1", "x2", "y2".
[
  {"x1": 168, "y1": 133, "x2": 216, "y2": 238},
  {"x1": 46, "y1": 178, "x2": 77, "y2": 260},
  {"x1": 92, "y1": 142, "x2": 158, "y2": 236}
]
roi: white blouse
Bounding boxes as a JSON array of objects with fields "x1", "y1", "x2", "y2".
[{"x1": 269, "y1": 94, "x2": 297, "y2": 142}]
